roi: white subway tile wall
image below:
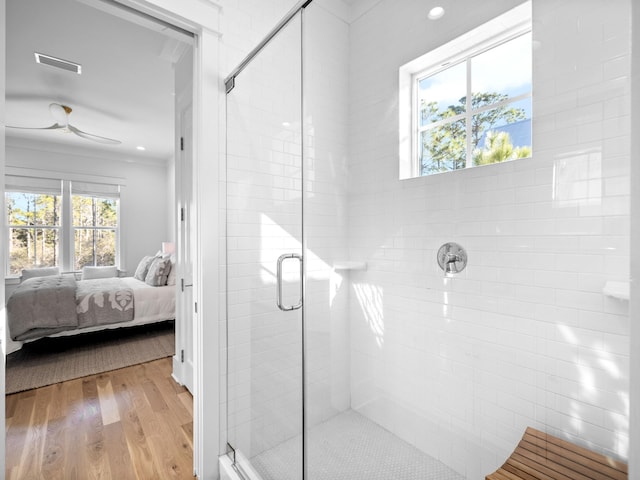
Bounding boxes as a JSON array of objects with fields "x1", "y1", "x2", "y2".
[
  {"x1": 302, "y1": 1, "x2": 352, "y2": 437},
  {"x1": 348, "y1": 0, "x2": 630, "y2": 477},
  {"x1": 219, "y1": 0, "x2": 631, "y2": 478}
]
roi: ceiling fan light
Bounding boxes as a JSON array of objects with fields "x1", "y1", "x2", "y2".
[{"x1": 49, "y1": 103, "x2": 70, "y2": 125}]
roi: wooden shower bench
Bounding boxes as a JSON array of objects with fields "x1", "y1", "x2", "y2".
[{"x1": 486, "y1": 427, "x2": 628, "y2": 480}]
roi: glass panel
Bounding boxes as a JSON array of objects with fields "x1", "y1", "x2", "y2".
[
  {"x1": 471, "y1": 97, "x2": 532, "y2": 166},
  {"x1": 6, "y1": 192, "x2": 61, "y2": 226},
  {"x1": 73, "y1": 195, "x2": 118, "y2": 227},
  {"x1": 74, "y1": 229, "x2": 116, "y2": 269},
  {"x1": 417, "y1": 61, "x2": 466, "y2": 126},
  {"x1": 420, "y1": 119, "x2": 467, "y2": 175},
  {"x1": 303, "y1": 3, "x2": 353, "y2": 478},
  {"x1": 471, "y1": 32, "x2": 532, "y2": 107},
  {"x1": 226, "y1": 12, "x2": 303, "y2": 480},
  {"x1": 8, "y1": 227, "x2": 59, "y2": 275}
]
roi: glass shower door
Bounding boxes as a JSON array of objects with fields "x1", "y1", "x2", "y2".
[{"x1": 225, "y1": 12, "x2": 303, "y2": 480}]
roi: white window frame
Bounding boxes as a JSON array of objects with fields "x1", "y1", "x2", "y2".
[
  {"x1": 69, "y1": 181, "x2": 121, "y2": 271},
  {"x1": 5, "y1": 170, "x2": 123, "y2": 277},
  {"x1": 399, "y1": 1, "x2": 532, "y2": 179},
  {"x1": 5, "y1": 178, "x2": 63, "y2": 275}
]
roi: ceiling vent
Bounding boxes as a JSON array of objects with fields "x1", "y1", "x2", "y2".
[{"x1": 34, "y1": 52, "x2": 82, "y2": 74}]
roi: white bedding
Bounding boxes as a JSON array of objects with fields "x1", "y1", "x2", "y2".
[
  {"x1": 6, "y1": 277, "x2": 176, "y2": 355},
  {"x1": 118, "y1": 277, "x2": 175, "y2": 322}
]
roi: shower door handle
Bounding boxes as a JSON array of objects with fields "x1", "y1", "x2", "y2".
[{"x1": 276, "y1": 253, "x2": 303, "y2": 311}]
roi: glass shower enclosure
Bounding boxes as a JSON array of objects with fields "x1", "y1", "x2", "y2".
[
  {"x1": 224, "y1": 1, "x2": 358, "y2": 478},
  {"x1": 225, "y1": 9, "x2": 304, "y2": 480}
]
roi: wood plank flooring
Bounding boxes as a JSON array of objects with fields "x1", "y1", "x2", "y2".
[{"x1": 6, "y1": 357, "x2": 194, "y2": 479}]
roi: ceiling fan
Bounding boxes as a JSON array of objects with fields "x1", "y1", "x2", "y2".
[{"x1": 7, "y1": 103, "x2": 122, "y2": 145}]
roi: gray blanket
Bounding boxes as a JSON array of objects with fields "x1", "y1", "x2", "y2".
[
  {"x1": 76, "y1": 278, "x2": 134, "y2": 328},
  {"x1": 7, "y1": 275, "x2": 78, "y2": 341}
]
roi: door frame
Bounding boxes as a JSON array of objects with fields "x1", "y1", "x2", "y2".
[
  {"x1": 117, "y1": 3, "x2": 222, "y2": 478},
  {"x1": 174, "y1": 97, "x2": 195, "y2": 394}
]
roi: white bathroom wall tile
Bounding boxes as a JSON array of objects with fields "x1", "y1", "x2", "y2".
[
  {"x1": 603, "y1": 55, "x2": 630, "y2": 82},
  {"x1": 603, "y1": 296, "x2": 630, "y2": 316},
  {"x1": 603, "y1": 333, "x2": 630, "y2": 357},
  {"x1": 350, "y1": 0, "x2": 626, "y2": 452},
  {"x1": 555, "y1": 289, "x2": 603, "y2": 312},
  {"x1": 603, "y1": 215, "x2": 630, "y2": 236},
  {"x1": 579, "y1": 310, "x2": 629, "y2": 336},
  {"x1": 220, "y1": 0, "x2": 631, "y2": 476}
]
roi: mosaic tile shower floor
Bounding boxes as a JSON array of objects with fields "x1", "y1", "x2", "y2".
[{"x1": 250, "y1": 410, "x2": 464, "y2": 480}]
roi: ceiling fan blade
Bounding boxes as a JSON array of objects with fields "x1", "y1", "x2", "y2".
[
  {"x1": 6, "y1": 123, "x2": 64, "y2": 130},
  {"x1": 68, "y1": 124, "x2": 121, "y2": 145}
]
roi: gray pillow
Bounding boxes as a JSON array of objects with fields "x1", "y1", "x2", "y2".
[
  {"x1": 21, "y1": 267, "x2": 60, "y2": 281},
  {"x1": 134, "y1": 255, "x2": 156, "y2": 281},
  {"x1": 145, "y1": 257, "x2": 172, "y2": 286},
  {"x1": 166, "y1": 256, "x2": 177, "y2": 286}
]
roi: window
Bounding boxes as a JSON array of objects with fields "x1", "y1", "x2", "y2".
[
  {"x1": 399, "y1": 2, "x2": 532, "y2": 179},
  {"x1": 5, "y1": 176, "x2": 120, "y2": 276},
  {"x1": 6, "y1": 179, "x2": 62, "y2": 275}
]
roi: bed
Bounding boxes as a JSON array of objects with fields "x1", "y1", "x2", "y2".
[{"x1": 6, "y1": 259, "x2": 176, "y2": 354}]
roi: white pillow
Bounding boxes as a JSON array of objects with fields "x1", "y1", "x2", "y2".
[
  {"x1": 134, "y1": 255, "x2": 156, "y2": 281},
  {"x1": 81, "y1": 266, "x2": 118, "y2": 280},
  {"x1": 21, "y1": 267, "x2": 60, "y2": 281}
]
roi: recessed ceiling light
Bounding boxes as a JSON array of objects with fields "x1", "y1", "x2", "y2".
[
  {"x1": 282, "y1": 121, "x2": 291, "y2": 127},
  {"x1": 428, "y1": 6, "x2": 445, "y2": 20},
  {"x1": 136, "y1": 146, "x2": 146, "y2": 151}
]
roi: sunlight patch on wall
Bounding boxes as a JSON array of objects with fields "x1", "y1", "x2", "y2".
[
  {"x1": 353, "y1": 282, "x2": 385, "y2": 348},
  {"x1": 441, "y1": 277, "x2": 452, "y2": 319},
  {"x1": 558, "y1": 323, "x2": 578, "y2": 344},
  {"x1": 330, "y1": 270, "x2": 343, "y2": 308},
  {"x1": 556, "y1": 321, "x2": 629, "y2": 458},
  {"x1": 259, "y1": 213, "x2": 330, "y2": 285},
  {"x1": 598, "y1": 352, "x2": 621, "y2": 380}
]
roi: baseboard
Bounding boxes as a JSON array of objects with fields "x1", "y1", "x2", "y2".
[{"x1": 172, "y1": 354, "x2": 184, "y2": 386}]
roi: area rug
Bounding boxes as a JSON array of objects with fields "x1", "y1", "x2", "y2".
[{"x1": 6, "y1": 321, "x2": 175, "y2": 394}]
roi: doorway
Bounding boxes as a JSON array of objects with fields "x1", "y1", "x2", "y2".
[{"x1": 3, "y1": 0, "x2": 199, "y2": 475}]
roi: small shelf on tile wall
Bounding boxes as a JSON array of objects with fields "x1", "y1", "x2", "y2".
[
  {"x1": 333, "y1": 261, "x2": 367, "y2": 271},
  {"x1": 603, "y1": 281, "x2": 629, "y2": 300}
]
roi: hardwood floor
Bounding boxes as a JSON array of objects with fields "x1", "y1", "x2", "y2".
[{"x1": 6, "y1": 357, "x2": 194, "y2": 479}]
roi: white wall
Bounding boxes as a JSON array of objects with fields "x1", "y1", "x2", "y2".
[
  {"x1": 5, "y1": 142, "x2": 171, "y2": 274},
  {"x1": 348, "y1": 0, "x2": 630, "y2": 477}
]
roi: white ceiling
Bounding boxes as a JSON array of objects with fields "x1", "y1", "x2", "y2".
[{"x1": 5, "y1": 0, "x2": 189, "y2": 163}]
